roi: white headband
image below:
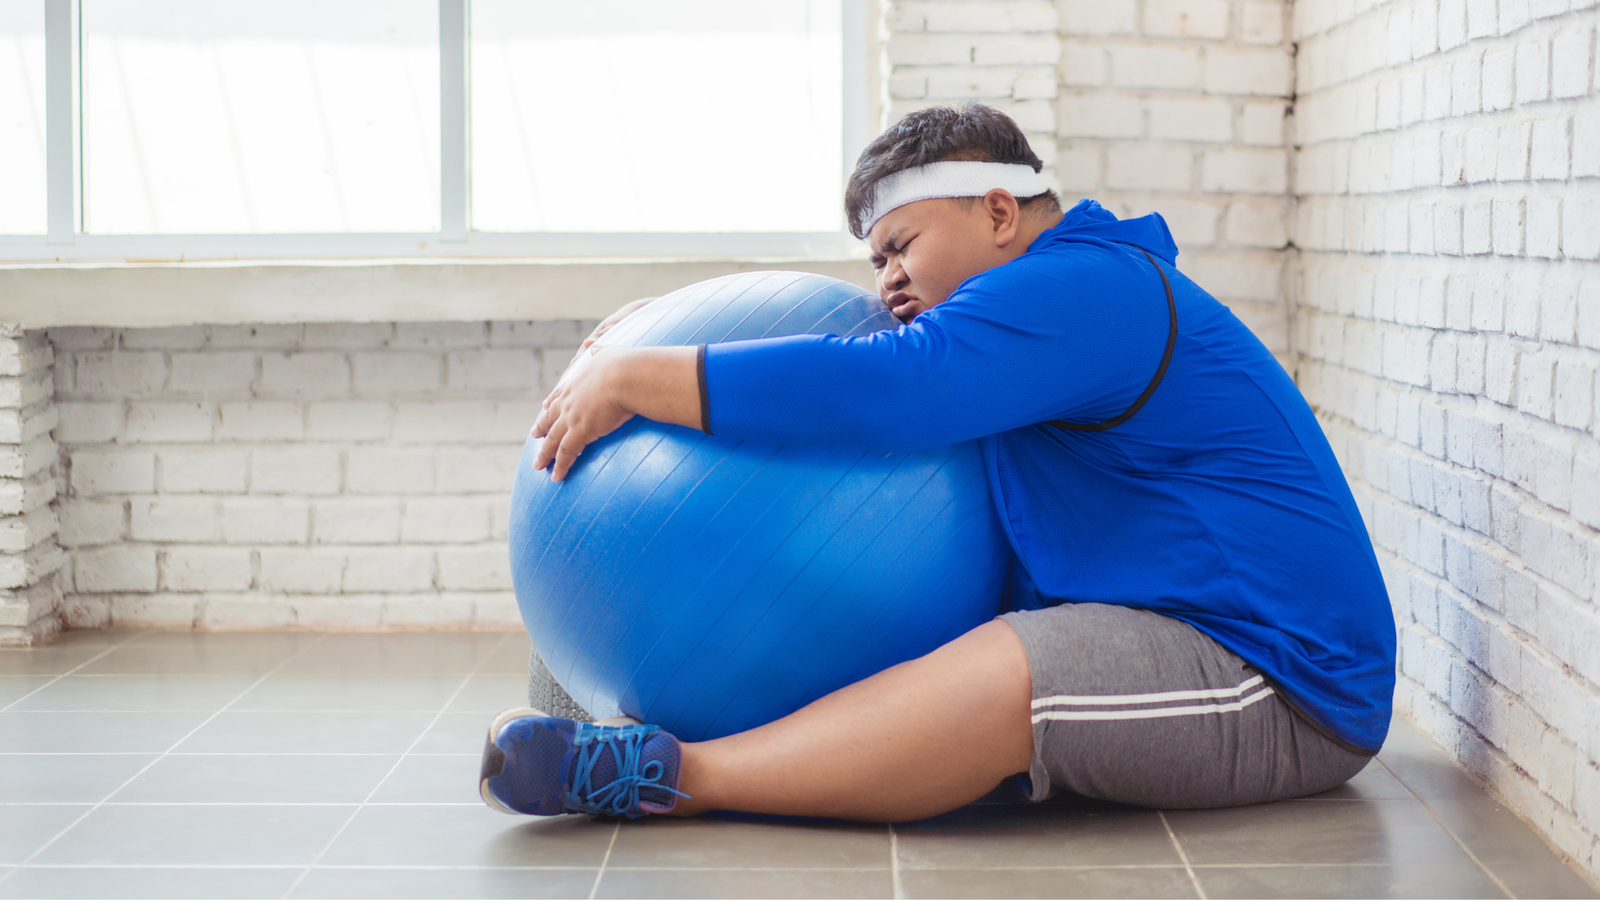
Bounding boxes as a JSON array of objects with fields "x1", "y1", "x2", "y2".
[{"x1": 861, "y1": 161, "x2": 1046, "y2": 236}]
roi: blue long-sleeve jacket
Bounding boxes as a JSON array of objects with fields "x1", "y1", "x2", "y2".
[{"x1": 702, "y1": 199, "x2": 1395, "y2": 751}]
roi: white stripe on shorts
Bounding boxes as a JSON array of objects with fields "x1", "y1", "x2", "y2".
[
  {"x1": 1031, "y1": 685, "x2": 1277, "y2": 724},
  {"x1": 1031, "y1": 674, "x2": 1266, "y2": 710}
]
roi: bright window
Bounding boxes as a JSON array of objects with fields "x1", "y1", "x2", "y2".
[
  {"x1": 81, "y1": 0, "x2": 439, "y2": 234},
  {"x1": 0, "y1": 1, "x2": 46, "y2": 235},
  {"x1": 470, "y1": 0, "x2": 842, "y2": 233}
]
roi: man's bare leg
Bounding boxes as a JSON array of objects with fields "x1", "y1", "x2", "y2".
[{"x1": 668, "y1": 619, "x2": 1034, "y2": 822}]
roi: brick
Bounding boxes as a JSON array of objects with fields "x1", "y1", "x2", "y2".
[
  {"x1": 1240, "y1": 2, "x2": 1283, "y2": 43},
  {"x1": 401, "y1": 497, "x2": 493, "y2": 544},
  {"x1": 259, "y1": 548, "x2": 345, "y2": 594},
  {"x1": 350, "y1": 352, "x2": 443, "y2": 394},
  {"x1": 1464, "y1": 199, "x2": 1492, "y2": 255},
  {"x1": 1143, "y1": 0, "x2": 1228, "y2": 37},
  {"x1": 1541, "y1": 278, "x2": 1579, "y2": 342},
  {"x1": 200, "y1": 597, "x2": 296, "y2": 630},
  {"x1": 1057, "y1": 94, "x2": 1143, "y2": 138},
  {"x1": 1201, "y1": 150, "x2": 1288, "y2": 194},
  {"x1": 488, "y1": 401, "x2": 544, "y2": 444},
  {"x1": 1551, "y1": 29, "x2": 1593, "y2": 98},
  {"x1": 46, "y1": 327, "x2": 114, "y2": 351},
  {"x1": 1580, "y1": 281, "x2": 1600, "y2": 350},
  {"x1": 1492, "y1": 198, "x2": 1525, "y2": 256},
  {"x1": 301, "y1": 323, "x2": 394, "y2": 349},
  {"x1": 130, "y1": 497, "x2": 221, "y2": 542},
  {"x1": 259, "y1": 352, "x2": 350, "y2": 396},
  {"x1": 1531, "y1": 0, "x2": 1570, "y2": 15},
  {"x1": 162, "y1": 547, "x2": 252, "y2": 592},
  {"x1": 1435, "y1": 202, "x2": 1464, "y2": 255},
  {"x1": 251, "y1": 448, "x2": 343, "y2": 496},
  {"x1": 56, "y1": 499, "x2": 125, "y2": 548},
  {"x1": 1410, "y1": 203, "x2": 1436, "y2": 254},
  {"x1": 1516, "y1": 40, "x2": 1551, "y2": 104},
  {"x1": 313, "y1": 499, "x2": 402, "y2": 545},
  {"x1": 1464, "y1": 127, "x2": 1498, "y2": 182},
  {"x1": 73, "y1": 351, "x2": 165, "y2": 396},
  {"x1": 347, "y1": 448, "x2": 435, "y2": 494},
  {"x1": 437, "y1": 546, "x2": 513, "y2": 591},
  {"x1": 1564, "y1": 198, "x2": 1600, "y2": 259},
  {"x1": 54, "y1": 402, "x2": 123, "y2": 444},
  {"x1": 1147, "y1": 98, "x2": 1232, "y2": 142},
  {"x1": 1110, "y1": 46, "x2": 1200, "y2": 89},
  {"x1": 1205, "y1": 48, "x2": 1291, "y2": 96},
  {"x1": 1527, "y1": 198, "x2": 1562, "y2": 258},
  {"x1": 1106, "y1": 147, "x2": 1192, "y2": 190},
  {"x1": 1057, "y1": 0, "x2": 1136, "y2": 34},
  {"x1": 217, "y1": 402, "x2": 304, "y2": 441},
  {"x1": 1425, "y1": 66, "x2": 1453, "y2": 121},
  {"x1": 1483, "y1": 48, "x2": 1515, "y2": 110},
  {"x1": 922, "y1": 2, "x2": 1057, "y2": 33},
  {"x1": 1529, "y1": 118, "x2": 1568, "y2": 179},
  {"x1": 971, "y1": 35, "x2": 1061, "y2": 66},
  {"x1": 1452, "y1": 55, "x2": 1483, "y2": 116},
  {"x1": 1497, "y1": 122, "x2": 1532, "y2": 181},
  {"x1": 205, "y1": 324, "x2": 301, "y2": 348},
  {"x1": 393, "y1": 401, "x2": 490, "y2": 444},
  {"x1": 73, "y1": 545, "x2": 158, "y2": 592},
  {"x1": 1468, "y1": 0, "x2": 1498, "y2": 38},
  {"x1": 71, "y1": 451, "x2": 155, "y2": 495},
  {"x1": 168, "y1": 351, "x2": 255, "y2": 395},
  {"x1": 436, "y1": 448, "x2": 519, "y2": 493},
  {"x1": 306, "y1": 401, "x2": 392, "y2": 442},
  {"x1": 124, "y1": 401, "x2": 213, "y2": 443},
  {"x1": 344, "y1": 548, "x2": 435, "y2": 592},
  {"x1": 1575, "y1": 112, "x2": 1600, "y2": 177},
  {"x1": 1225, "y1": 200, "x2": 1289, "y2": 248},
  {"x1": 886, "y1": 34, "x2": 971, "y2": 66},
  {"x1": 221, "y1": 498, "x2": 310, "y2": 545},
  {"x1": 1401, "y1": 73, "x2": 1425, "y2": 126},
  {"x1": 159, "y1": 449, "x2": 249, "y2": 494},
  {"x1": 443, "y1": 348, "x2": 540, "y2": 392},
  {"x1": 1241, "y1": 103, "x2": 1285, "y2": 146}
]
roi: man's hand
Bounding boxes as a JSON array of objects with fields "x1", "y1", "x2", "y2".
[
  {"x1": 568, "y1": 297, "x2": 656, "y2": 371},
  {"x1": 532, "y1": 344, "x2": 703, "y2": 484},
  {"x1": 533, "y1": 346, "x2": 635, "y2": 483}
]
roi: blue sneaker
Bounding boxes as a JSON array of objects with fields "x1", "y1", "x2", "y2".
[{"x1": 479, "y1": 707, "x2": 689, "y2": 818}]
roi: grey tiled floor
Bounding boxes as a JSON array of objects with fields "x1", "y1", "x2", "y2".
[{"x1": 0, "y1": 630, "x2": 1593, "y2": 900}]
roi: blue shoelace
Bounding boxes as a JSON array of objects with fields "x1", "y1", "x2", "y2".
[{"x1": 563, "y1": 723, "x2": 690, "y2": 818}]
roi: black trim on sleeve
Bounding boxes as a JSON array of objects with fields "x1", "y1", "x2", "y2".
[
  {"x1": 1045, "y1": 247, "x2": 1178, "y2": 433},
  {"x1": 696, "y1": 344, "x2": 712, "y2": 435}
]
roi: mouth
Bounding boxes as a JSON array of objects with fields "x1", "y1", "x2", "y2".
[{"x1": 886, "y1": 291, "x2": 923, "y2": 322}]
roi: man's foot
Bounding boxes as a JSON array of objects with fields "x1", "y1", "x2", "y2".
[{"x1": 479, "y1": 707, "x2": 688, "y2": 818}]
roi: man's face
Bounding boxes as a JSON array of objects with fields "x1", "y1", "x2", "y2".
[{"x1": 867, "y1": 196, "x2": 1014, "y2": 322}]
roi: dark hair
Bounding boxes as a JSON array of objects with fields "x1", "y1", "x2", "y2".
[{"x1": 844, "y1": 102, "x2": 1061, "y2": 239}]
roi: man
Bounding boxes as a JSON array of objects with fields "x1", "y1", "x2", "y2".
[{"x1": 478, "y1": 103, "x2": 1394, "y2": 821}]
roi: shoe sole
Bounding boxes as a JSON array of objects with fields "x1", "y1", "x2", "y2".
[{"x1": 480, "y1": 707, "x2": 550, "y2": 815}]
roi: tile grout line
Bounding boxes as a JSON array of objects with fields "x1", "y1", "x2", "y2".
[
  {"x1": 0, "y1": 632, "x2": 332, "y2": 892},
  {"x1": 1376, "y1": 757, "x2": 1518, "y2": 899},
  {"x1": 280, "y1": 632, "x2": 515, "y2": 900},
  {"x1": 1157, "y1": 810, "x2": 1207, "y2": 900},
  {"x1": 0, "y1": 631, "x2": 152, "y2": 714},
  {"x1": 587, "y1": 821, "x2": 621, "y2": 900},
  {"x1": 888, "y1": 823, "x2": 903, "y2": 900}
]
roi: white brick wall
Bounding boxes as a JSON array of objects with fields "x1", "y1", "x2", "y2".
[
  {"x1": 0, "y1": 326, "x2": 65, "y2": 645},
  {"x1": 1293, "y1": 0, "x2": 1600, "y2": 877},
  {"x1": 47, "y1": 321, "x2": 594, "y2": 633}
]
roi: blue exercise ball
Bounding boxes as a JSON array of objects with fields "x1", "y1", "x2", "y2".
[{"x1": 508, "y1": 271, "x2": 1009, "y2": 742}]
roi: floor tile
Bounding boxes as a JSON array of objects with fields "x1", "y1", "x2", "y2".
[
  {"x1": 894, "y1": 801, "x2": 1180, "y2": 869},
  {"x1": 0, "y1": 866, "x2": 301, "y2": 899},
  {"x1": 1485, "y1": 862, "x2": 1599, "y2": 899},
  {"x1": 318, "y1": 805, "x2": 617, "y2": 868},
  {"x1": 232, "y1": 676, "x2": 465, "y2": 712},
  {"x1": 413, "y1": 713, "x2": 491, "y2": 755},
  {"x1": 445, "y1": 676, "x2": 531, "y2": 713},
  {"x1": 1164, "y1": 800, "x2": 1474, "y2": 866},
  {"x1": 0, "y1": 678, "x2": 57, "y2": 708},
  {"x1": 1375, "y1": 720, "x2": 1487, "y2": 801},
  {"x1": 368, "y1": 753, "x2": 481, "y2": 804},
  {"x1": 175, "y1": 711, "x2": 438, "y2": 754},
  {"x1": 290, "y1": 867, "x2": 597, "y2": 899},
  {"x1": 33, "y1": 805, "x2": 354, "y2": 867},
  {"x1": 0, "y1": 712, "x2": 214, "y2": 753},
  {"x1": 110, "y1": 754, "x2": 401, "y2": 804},
  {"x1": 75, "y1": 632, "x2": 322, "y2": 677},
  {"x1": 277, "y1": 634, "x2": 510, "y2": 678},
  {"x1": 598, "y1": 867, "x2": 894, "y2": 899},
  {"x1": 1295, "y1": 759, "x2": 1414, "y2": 801},
  {"x1": 1194, "y1": 862, "x2": 1507, "y2": 898},
  {"x1": 606, "y1": 815, "x2": 888, "y2": 869},
  {"x1": 10, "y1": 676, "x2": 258, "y2": 712},
  {"x1": 0, "y1": 806, "x2": 93, "y2": 865},
  {"x1": 0, "y1": 753, "x2": 158, "y2": 803},
  {"x1": 898, "y1": 866, "x2": 1198, "y2": 899},
  {"x1": 0, "y1": 634, "x2": 131, "y2": 677},
  {"x1": 479, "y1": 635, "x2": 536, "y2": 676},
  {"x1": 1416, "y1": 789, "x2": 1596, "y2": 873}
]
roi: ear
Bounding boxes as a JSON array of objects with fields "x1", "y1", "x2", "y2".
[{"x1": 981, "y1": 189, "x2": 1023, "y2": 249}]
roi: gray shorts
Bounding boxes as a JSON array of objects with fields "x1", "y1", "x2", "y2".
[{"x1": 1000, "y1": 603, "x2": 1374, "y2": 809}]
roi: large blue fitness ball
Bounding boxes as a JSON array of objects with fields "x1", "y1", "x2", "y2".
[{"x1": 508, "y1": 271, "x2": 1010, "y2": 742}]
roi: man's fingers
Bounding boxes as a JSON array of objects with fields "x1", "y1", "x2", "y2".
[
  {"x1": 550, "y1": 437, "x2": 584, "y2": 483},
  {"x1": 534, "y1": 419, "x2": 567, "y2": 471}
]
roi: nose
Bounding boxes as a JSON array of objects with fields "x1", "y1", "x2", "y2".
[{"x1": 879, "y1": 259, "x2": 909, "y2": 296}]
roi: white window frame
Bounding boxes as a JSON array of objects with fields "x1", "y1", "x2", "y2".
[{"x1": 4, "y1": 0, "x2": 872, "y2": 263}]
